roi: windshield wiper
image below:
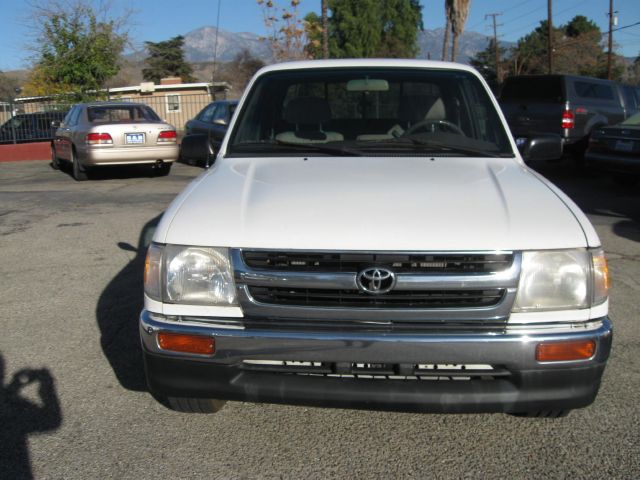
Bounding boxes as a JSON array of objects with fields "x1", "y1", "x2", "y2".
[
  {"x1": 274, "y1": 139, "x2": 363, "y2": 156},
  {"x1": 230, "y1": 141, "x2": 362, "y2": 156},
  {"x1": 401, "y1": 136, "x2": 513, "y2": 158}
]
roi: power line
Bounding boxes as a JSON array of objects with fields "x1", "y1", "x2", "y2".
[
  {"x1": 501, "y1": 0, "x2": 590, "y2": 39},
  {"x1": 611, "y1": 21, "x2": 640, "y2": 33},
  {"x1": 466, "y1": 0, "x2": 533, "y2": 32}
]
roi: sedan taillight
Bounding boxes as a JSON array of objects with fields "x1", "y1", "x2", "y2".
[
  {"x1": 86, "y1": 133, "x2": 113, "y2": 145},
  {"x1": 157, "y1": 130, "x2": 177, "y2": 143}
]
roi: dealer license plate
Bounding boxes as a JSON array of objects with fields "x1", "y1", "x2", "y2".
[
  {"x1": 125, "y1": 133, "x2": 145, "y2": 144},
  {"x1": 614, "y1": 140, "x2": 634, "y2": 152}
]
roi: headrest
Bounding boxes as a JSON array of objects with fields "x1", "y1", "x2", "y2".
[
  {"x1": 398, "y1": 95, "x2": 446, "y2": 122},
  {"x1": 284, "y1": 96, "x2": 332, "y2": 124}
]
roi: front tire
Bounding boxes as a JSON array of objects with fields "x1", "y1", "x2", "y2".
[
  {"x1": 162, "y1": 396, "x2": 226, "y2": 414},
  {"x1": 71, "y1": 148, "x2": 88, "y2": 181},
  {"x1": 510, "y1": 409, "x2": 570, "y2": 418}
]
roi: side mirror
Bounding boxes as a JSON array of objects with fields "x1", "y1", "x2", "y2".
[
  {"x1": 180, "y1": 134, "x2": 216, "y2": 167},
  {"x1": 517, "y1": 134, "x2": 562, "y2": 163},
  {"x1": 213, "y1": 118, "x2": 227, "y2": 126},
  {"x1": 51, "y1": 120, "x2": 61, "y2": 128}
]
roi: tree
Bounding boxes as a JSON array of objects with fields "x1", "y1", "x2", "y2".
[
  {"x1": 327, "y1": 0, "x2": 422, "y2": 58},
  {"x1": 142, "y1": 36, "x2": 195, "y2": 83},
  {"x1": 0, "y1": 71, "x2": 21, "y2": 102},
  {"x1": 442, "y1": 0, "x2": 452, "y2": 60},
  {"x1": 304, "y1": 12, "x2": 324, "y2": 59},
  {"x1": 450, "y1": 0, "x2": 471, "y2": 62},
  {"x1": 219, "y1": 49, "x2": 266, "y2": 92},
  {"x1": 321, "y1": 0, "x2": 329, "y2": 59},
  {"x1": 507, "y1": 16, "x2": 618, "y2": 79},
  {"x1": 258, "y1": 0, "x2": 309, "y2": 61},
  {"x1": 508, "y1": 20, "x2": 563, "y2": 76},
  {"x1": 23, "y1": 0, "x2": 129, "y2": 99},
  {"x1": 469, "y1": 39, "x2": 508, "y2": 91},
  {"x1": 627, "y1": 54, "x2": 640, "y2": 85}
]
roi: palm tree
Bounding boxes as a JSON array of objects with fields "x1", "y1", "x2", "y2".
[
  {"x1": 451, "y1": 0, "x2": 471, "y2": 62},
  {"x1": 442, "y1": 0, "x2": 453, "y2": 60},
  {"x1": 321, "y1": 0, "x2": 329, "y2": 59}
]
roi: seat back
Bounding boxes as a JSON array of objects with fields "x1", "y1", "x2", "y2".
[
  {"x1": 276, "y1": 97, "x2": 343, "y2": 143},
  {"x1": 399, "y1": 94, "x2": 446, "y2": 125}
]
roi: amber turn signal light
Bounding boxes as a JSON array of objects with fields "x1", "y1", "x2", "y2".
[
  {"x1": 536, "y1": 340, "x2": 595, "y2": 362},
  {"x1": 158, "y1": 332, "x2": 215, "y2": 355}
]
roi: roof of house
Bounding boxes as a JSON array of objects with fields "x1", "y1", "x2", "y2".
[{"x1": 108, "y1": 81, "x2": 230, "y2": 94}]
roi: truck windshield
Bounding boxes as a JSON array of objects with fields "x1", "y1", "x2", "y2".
[{"x1": 227, "y1": 67, "x2": 514, "y2": 157}]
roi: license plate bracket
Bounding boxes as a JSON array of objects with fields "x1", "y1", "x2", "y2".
[{"x1": 125, "y1": 133, "x2": 145, "y2": 144}]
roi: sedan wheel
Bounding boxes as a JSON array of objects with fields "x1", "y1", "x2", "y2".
[
  {"x1": 50, "y1": 145, "x2": 61, "y2": 170},
  {"x1": 71, "y1": 148, "x2": 88, "y2": 181}
]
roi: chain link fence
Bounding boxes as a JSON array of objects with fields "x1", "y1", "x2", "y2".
[{"x1": 0, "y1": 92, "x2": 215, "y2": 144}]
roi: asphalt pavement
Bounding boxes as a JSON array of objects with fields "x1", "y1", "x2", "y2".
[{"x1": 0, "y1": 159, "x2": 638, "y2": 479}]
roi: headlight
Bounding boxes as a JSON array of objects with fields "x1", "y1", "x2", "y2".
[
  {"x1": 513, "y1": 249, "x2": 609, "y2": 312},
  {"x1": 144, "y1": 244, "x2": 237, "y2": 305}
]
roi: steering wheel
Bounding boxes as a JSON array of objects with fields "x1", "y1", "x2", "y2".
[{"x1": 404, "y1": 119, "x2": 465, "y2": 136}]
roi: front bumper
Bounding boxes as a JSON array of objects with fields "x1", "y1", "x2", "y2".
[{"x1": 140, "y1": 310, "x2": 612, "y2": 414}]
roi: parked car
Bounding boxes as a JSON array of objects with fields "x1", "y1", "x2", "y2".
[
  {"x1": 51, "y1": 102, "x2": 179, "y2": 181},
  {"x1": 180, "y1": 100, "x2": 238, "y2": 166},
  {"x1": 141, "y1": 59, "x2": 611, "y2": 417},
  {"x1": 585, "y1": 111, "x2": 640, "y2": 185},
  {"x1": 0, "y1": 111, "x2": 68, "y2": 144},
  {"x1": 499, "y1": 74, "x2": 639, "y2": 163}
]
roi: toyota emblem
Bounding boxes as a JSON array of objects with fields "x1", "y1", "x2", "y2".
[{"x1": 356, "y1": 267, "x2": 396, "y2": 295}]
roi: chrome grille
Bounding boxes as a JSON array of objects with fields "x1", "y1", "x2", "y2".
[
  {"x1": 242, "y1": 251, "x2": 514, "y2": 274},
  {"x1": 247, "y1": 286, "x2": 505, "y2": 309},
  {"x1": 232, "y1": 249, "x2": 521, "y2": 328}
]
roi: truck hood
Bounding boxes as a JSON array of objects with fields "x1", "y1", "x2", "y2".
[{"x1": 158, "y1": 156, "x2": 591, "y2": 251}]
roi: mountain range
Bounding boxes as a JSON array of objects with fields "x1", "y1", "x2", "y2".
[{"x1": 143, "y1": 26, "x2": 514, "y2": 65}]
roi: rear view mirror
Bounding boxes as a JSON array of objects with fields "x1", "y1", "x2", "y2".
[
  {"x1": 213, "y1": 118, "x2": 227, "y2": 126},
  {"x1": 518, "y1": 134, "x2": 562, "y2": 163},
  {"x1": 346, "y1": 79, "x2": 389, "y2": 92}
]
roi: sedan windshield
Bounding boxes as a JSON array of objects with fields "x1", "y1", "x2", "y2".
[{"x1": 228, "y1": 67, "x2": 514, "y2": 157}]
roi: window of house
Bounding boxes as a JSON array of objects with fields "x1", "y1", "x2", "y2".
[{"x1": 166, "y1": 94, "x2": 181, "y2": 113}]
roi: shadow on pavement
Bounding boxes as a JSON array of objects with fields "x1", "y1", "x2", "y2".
[
  {"x1": 0, "y1": 353, "x2": 62, "y2": 480},
  {"x1": 532, "y1": 162, "x2": 640, "y2": 243},
  {"x1": 96, "y1": 214, "x2": 161, "y2": 391}
]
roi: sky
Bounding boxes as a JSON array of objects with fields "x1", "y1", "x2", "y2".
[{"x1": 0, "y1": 0, "x2": 638, "y2": 72}]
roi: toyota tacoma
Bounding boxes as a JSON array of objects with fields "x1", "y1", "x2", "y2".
[{"x1": 141, "y1": 60, "x2": 612, "y2": 417}]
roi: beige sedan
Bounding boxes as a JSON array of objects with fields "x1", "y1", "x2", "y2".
[{"x1": 51, "y1": 102, "x2": 179, "y2": 180}]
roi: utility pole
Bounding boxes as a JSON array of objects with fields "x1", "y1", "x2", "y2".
[
  {"x1": 547, "y1": 0, "x2": 553, "y2": 74},
  {"x1": 211, "y1": 0, "x2": 222, "y2": 97},
  {"x1": 485, "y1": 13, "x2": 503, "y2": 83},
  {"x1": 607, "y1": 0, "x2": 615, "y2": 79}
]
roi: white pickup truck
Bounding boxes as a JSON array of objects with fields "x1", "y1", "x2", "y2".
[{"x1": 141, "y1": 59, "x2": 612, "y2": 417}]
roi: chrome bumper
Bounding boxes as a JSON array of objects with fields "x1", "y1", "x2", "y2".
[
  {"x1": 140, "y1": 310, "x2": 612, "y2": 369},
  {"x1": 140, "y1": 311, "x2": 612, "y2": 413}
]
